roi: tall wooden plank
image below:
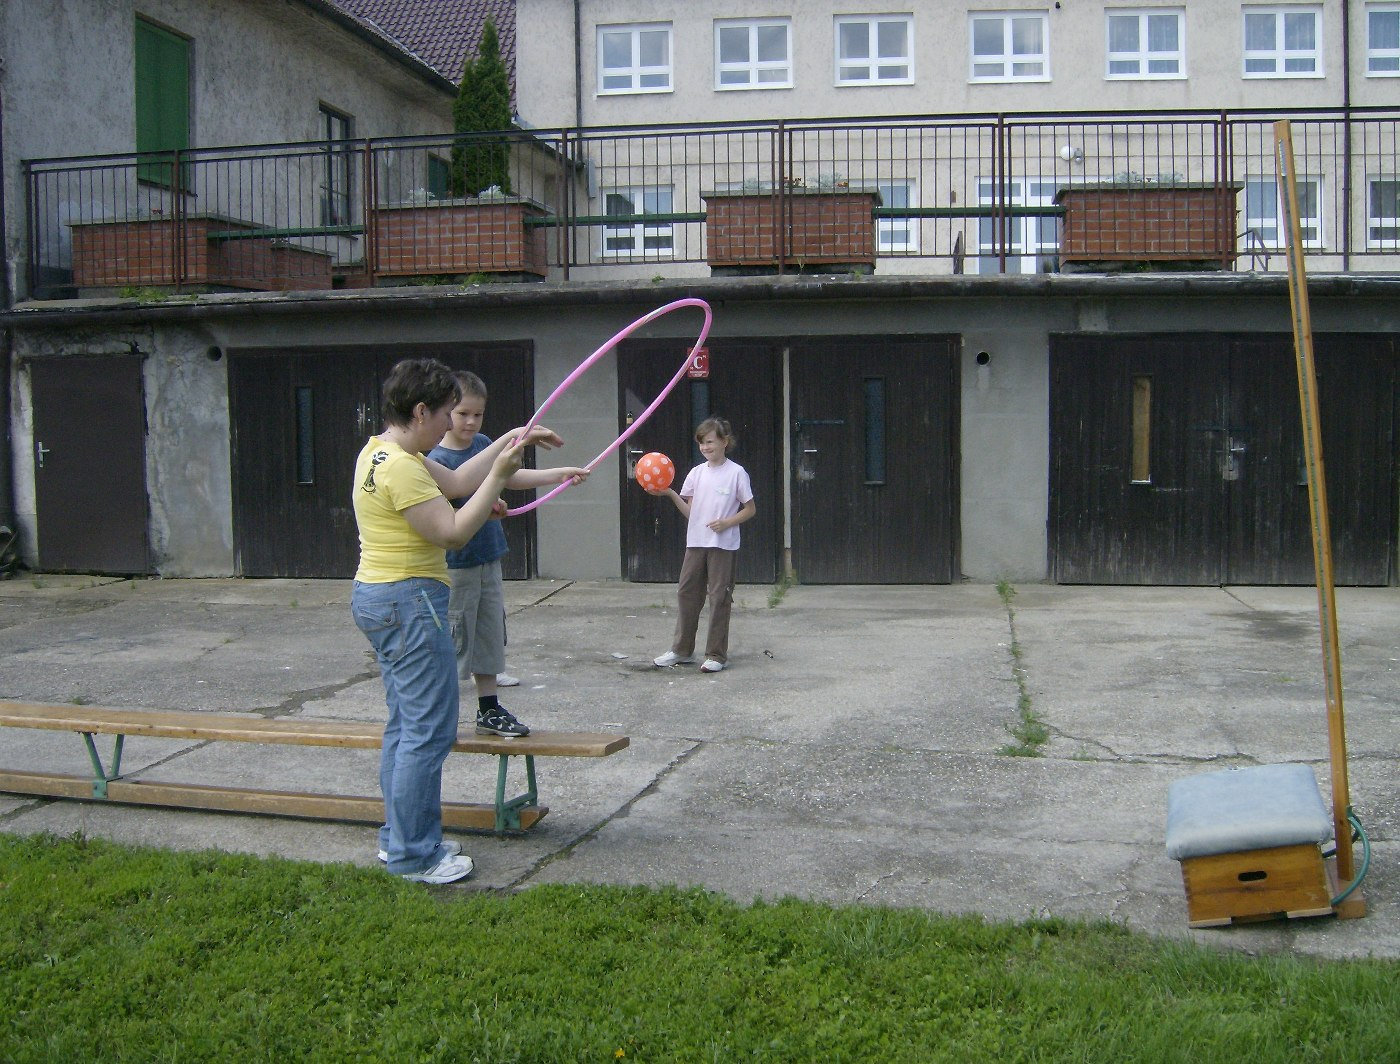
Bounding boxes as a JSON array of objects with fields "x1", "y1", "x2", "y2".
[{"x1": 1275, "y1": 120, "x2": 1357, "y2": 899}]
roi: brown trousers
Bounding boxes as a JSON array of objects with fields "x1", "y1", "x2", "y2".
[{"x1": 671, "y1": 547, "x2": 738, "y2": 664}]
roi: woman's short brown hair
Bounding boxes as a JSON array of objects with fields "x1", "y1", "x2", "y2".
[{"x1": 380, "y1": 358, "x2": 460, "y2": 427}]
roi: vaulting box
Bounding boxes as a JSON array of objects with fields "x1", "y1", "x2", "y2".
[{"x1": 1165, "y1": 763, "x2": 1334, "y2": 928}]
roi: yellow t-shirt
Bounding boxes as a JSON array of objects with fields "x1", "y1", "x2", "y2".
[{"x1": 352, "y1": 436, "x2": 449, "y2": 585}]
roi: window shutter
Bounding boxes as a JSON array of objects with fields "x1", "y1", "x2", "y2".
[{"x1": 135, "y1": 19, "x2": 190, "y2": 186}]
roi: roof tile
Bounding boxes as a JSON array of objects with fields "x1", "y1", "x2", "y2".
[{"x1": 327, "y1": 0, "x2": 515, "y2": 93}]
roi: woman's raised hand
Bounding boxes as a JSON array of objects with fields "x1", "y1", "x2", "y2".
[{"x1": 510, "y1": 424, "x2": 564, "y2": 450}]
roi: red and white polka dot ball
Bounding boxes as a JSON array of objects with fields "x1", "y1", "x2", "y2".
[{"x1": 635, "y1": 452, "x2": 675, "y2": 491}]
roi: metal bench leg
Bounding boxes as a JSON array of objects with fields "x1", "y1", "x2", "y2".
[
  {"x1": 81, "y1": 731, "x2": 125, "y2": 799},
  {"x1": 493, "y1": 753, "x2": 539, "y2": 834}
]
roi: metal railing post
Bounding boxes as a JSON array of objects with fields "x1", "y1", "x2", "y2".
[
  {"x1": 1342, "y1": 108, "x2": 1354, "y2": 271},
  {"x1": 363, "y1": 139, "x2": 377, "y2": 286},
  {"x1": 1216, "y1": 113, "x2": 1230, "y2": 270},
  {"x1": 21, "y1": 159, "x2": 36, "y2": 299},
  {"x1": 995, "y1": 115, "x2": 1007, "y2": 273},
  {"x1": 776, "y1": 121, "x2": 787, "y2": 275},
  {"x1": 560, "y1": 128, "x2": 573, "y2": 280},
  {"x1": 171, "y1": 150, "x2": 186, "y2": 290}
]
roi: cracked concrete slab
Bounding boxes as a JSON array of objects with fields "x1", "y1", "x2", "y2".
[{"x1": 0, "y1": 576, "x2": 1394, "y2": 961}]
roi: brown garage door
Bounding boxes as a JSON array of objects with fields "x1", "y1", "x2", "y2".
[{"x1": 1050, "y1": 333, "x2": 1396, "y2": 585}]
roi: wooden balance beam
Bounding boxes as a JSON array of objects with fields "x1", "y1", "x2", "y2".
[{"x1": 0, "y1": 700, "x2": 628, "y2": 835}]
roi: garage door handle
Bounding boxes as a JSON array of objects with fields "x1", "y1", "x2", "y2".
[
  {"x1": 794, "y1": 418, "x2": 845, "y2": 432},
  {"x1": 36, "y1": 442, "x2": 51, "y2": 468}
]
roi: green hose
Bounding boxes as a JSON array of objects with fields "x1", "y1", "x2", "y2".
[{"x1": 1328, "y1": 807, "x2": 1371, "y2": 908}]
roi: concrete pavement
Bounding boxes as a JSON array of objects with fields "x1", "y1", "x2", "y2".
[{"x1": 0, "y1": 575, "x2": 1394, "y2": 960}]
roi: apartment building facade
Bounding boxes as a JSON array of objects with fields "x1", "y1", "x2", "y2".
[
  {"x1": 520, "y1": 1, "x2": 1396, "y2": 123},
  {"x1": 512, "y1": 2, "x2": 1398, "y2": 279}
]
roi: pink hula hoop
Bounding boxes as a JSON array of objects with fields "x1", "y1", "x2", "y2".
[{"x1": 504, "y1": 297, "x2": 713, "y2": 516}]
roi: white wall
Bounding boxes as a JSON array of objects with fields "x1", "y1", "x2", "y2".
[{"x1": 517, "y1": 1, "x2": 1383, "y2": 131}]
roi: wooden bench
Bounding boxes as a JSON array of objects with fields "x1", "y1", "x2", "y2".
[{"x1": 0, "y1": 701, "x2": 628, "y2": 835}]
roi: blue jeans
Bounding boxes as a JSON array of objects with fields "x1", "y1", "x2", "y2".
[{"x1": 351, "y1": 577, "x2": 458, "y2": 875}]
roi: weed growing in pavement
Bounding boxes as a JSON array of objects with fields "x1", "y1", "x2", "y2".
[
  {"x1": 996, "y1": 578, "x2": 1049, "y2": 756},
  {"x1": 768, "y1": 569, "x2": 796, "y2": 608}
]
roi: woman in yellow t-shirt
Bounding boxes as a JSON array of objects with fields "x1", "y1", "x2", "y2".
[{"x1": 351, "y1": 357, "x2": 558, "y2": 885}]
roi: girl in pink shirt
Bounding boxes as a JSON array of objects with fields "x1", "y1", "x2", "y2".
[{"x1": 644, "y1": 417, "x2": 756, "y2": 673}]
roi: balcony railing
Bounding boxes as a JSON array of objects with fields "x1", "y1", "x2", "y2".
[{"x1": 23, "y1": 106, "x2": 1400, "y2": 298}]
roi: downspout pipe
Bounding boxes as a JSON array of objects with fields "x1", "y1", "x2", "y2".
[
  {"x1": 0, "y1": 74, "x2": 16, "y2": 533},
  {"x1": 568, "y1": 0, "x2": 583, "y2": 281},
  {"x1": 574, "y1": 0, "x2": 583, "y2": 129}
]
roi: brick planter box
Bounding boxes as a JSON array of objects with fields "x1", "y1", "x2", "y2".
[
  {"x1": 1056, "y1": 183, "x2": 1242, "y2": 270},
  {"x1": 69, "y1": 214, "x2": 333, "y2": 291},
  {"x1": 371, "y1": 197, "x2": 547, "y2": 279},
  {"x1": 701, "y1": 187, "x2": 881, "y2": 274}
]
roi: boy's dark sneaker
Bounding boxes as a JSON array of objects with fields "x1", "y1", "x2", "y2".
[{"x1": 476, "y1": 706, "x2": 530, "y2": 737}]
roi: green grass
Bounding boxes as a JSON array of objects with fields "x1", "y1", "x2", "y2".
[{"x1": 2, "y1": 834, "x2": 1396, "y2": 1062}]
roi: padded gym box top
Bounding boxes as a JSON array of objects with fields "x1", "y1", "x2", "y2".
[{"x1": 1165, "y1": 763, "x2": 1333, "y2": 861}]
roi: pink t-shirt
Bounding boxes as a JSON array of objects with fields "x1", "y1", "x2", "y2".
[{"x1": 679, "y1": 458, "x2": 753, "y2": 550}]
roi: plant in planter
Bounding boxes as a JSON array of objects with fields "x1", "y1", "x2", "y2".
[
  {"x1": 373, "y1": 19, "x2": 546, "y2": 281},
  {"x1": 701, "y1": 172, "x2": 882, "y2": 276},
  {"x1": 1056, "y1": 171, "x2": 1242, "y2": 272},
  {"x1": 451, "y1": 18, "x2": 512, "y2": 198}
]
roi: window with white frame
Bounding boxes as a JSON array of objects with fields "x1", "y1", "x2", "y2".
[
  {"x1": 1243, "y1": 6, "x2": 1322, "y2": 76},
  {"x1": 976, "y1": 179, "x2": 1059, "y2": 274},
  {"x1": 835, "y1": 15, "x2": 914, "y2": 85},
  {"x1": 1368, "y1": 177, "x2": 1400, "y2": 247},
  {"x1": 1368, "y1": 4, "x2": 1400, "y2": 74},
  {"x1": 876, "y1": 182, "x2": 918, "y2": 253},
  {"x1": 1244, "y1": 176, "x2": 1322, "y2": 248},
  {"x1": 716, "y1": 18, "x2": 792, "y2": 89},
  {"x1": 598, "y1": 24, "x2": 672, "y2": 93},
  {"x1": 1106, "y1": 9, "x2": 1185, "y2": 78},
  {"x1": 602, "y1": 187, "x2": 674, "y2": 256},
  {"x1": 970, "y1": 11, "x2": 1050, "y2": 82}
]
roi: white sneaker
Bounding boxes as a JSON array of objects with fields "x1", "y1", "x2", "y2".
[
  {"x1": 701, "y1": 659, "x2": 726, "y2": 672},
  {"x1": 379, "y1": 839, "x2": 462, "y2": 864},
  {"x1": 654, "y1": 651, "x2": 695, "y2": 667},
  {"x1": 496, "y1": 673, "x2": 520, "y2": 687},
  {"x1": 400, "y1": 853, "x2": 474, "y2": 884}
]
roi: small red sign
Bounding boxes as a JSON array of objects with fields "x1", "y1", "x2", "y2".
[{"x1": 686, "y1": 347, "x2": 710, "y2": 379}]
